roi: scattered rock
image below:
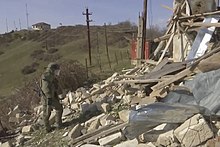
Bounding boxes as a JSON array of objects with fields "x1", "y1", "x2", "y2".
[
  {"x1": 98, "y1": 131, "x2": 124, "y2": 146},
  {"x1": 62, "y1": 108, "x2": 72, "y2": 117},
  {"x1": 0, "y1": 141, "x2": 12, "y2": 147},
  {"x1": 118, "y1": 110, "x2": 130, "y2": 122},
  {"x1": 174, "y1": 114, "x2": 214, "y2": 147},
  {"x1": 100, "y1": 114, "x2": 116, "y2": 126},
  {"x1": 101, "y1": 103, "x2": 110, "y2": 113},
  {"x1": 22, "y1": 125, "x2": 33, "y2": 133},
  {"x1": 68, "y1": 124, "x2": 83, "y2": 139},
  {"x1": 114, "y1": 138, "x2": 138, "y2": 147},
  {"x1": 88, "y1": 118, "x2": 100, "y2": 132}
]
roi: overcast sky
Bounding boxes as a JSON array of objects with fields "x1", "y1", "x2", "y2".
[{"x1": 0, "y1": 0, "x2": 173, "y2": 34}]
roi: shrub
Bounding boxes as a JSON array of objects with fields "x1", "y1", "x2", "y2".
[
  {"x1": 0, "y1": 51, "x2": 4, "y2": 55},
  {"x1": 30, "y1": 49, "x2": 45, "y2": 60},
  {"x1": 58, "y1": 60, "x2": 88, "y2": 91},
  {"x1": 47, "y1": 48, "x2": 58, "y2": 54},
  {"x1": 21, "y1": 65, "x2": 36, "y2": 75},
  {"x1": 21, "y1": 62, "x2": 39, "y2": 75}
]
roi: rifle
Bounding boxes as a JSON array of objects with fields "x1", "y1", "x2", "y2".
[
  {"x1": 34, "y1": 79, "x2": 46, "y2": 99},
  {"x1": 34, "y1": 79, "x2": 49, "y2": 114}
]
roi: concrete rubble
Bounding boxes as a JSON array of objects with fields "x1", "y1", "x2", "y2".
[{"x1": 2, "y1": 0, "x2": 220, "y2": 147}]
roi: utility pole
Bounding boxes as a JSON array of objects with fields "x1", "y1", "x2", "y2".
[
  {"x1": 26, "y1": 4, "x2": 29, "y2": 30},
  {"x1": 14, "y1": 21, "x2": 17, "y2": 31},
  {"x1": 6, "y1": 18, "x2": 8, "y2": 33},
  {"x1": 142, "y1": 0, "x2": 147, "y2": 59},
  {"x1": 104, "y1": 23, "x2": 111, "y2": 69},
  {"x1": 83, "y1": 8, "x2": 92, "y2": 66},
  {"x1": 19, "y1": 18, "x2": 22, "y2": 30}
]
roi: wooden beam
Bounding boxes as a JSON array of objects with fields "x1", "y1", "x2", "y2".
[
  {"x1": 182, "y1": 22, "x2": 220, "y2": 28},
  {"x1": 152, "y1": 46, "x2": 220, "y2": 91},
  {"x1": 71, "y1": 123, "x2": 128, "y2": 146},
  {"x1": 179, "y1": 10, "x2": 220, "y2": 20},
  {"x1": 157, "y1": 32, "x2": 175, "y2": 65},
  {"x1": 151, "y1": 67, "x2": 192, "y2": 91},
  {"x1": 114, "y1": 79, "x2": 163, "y2": 84},
  {"x1": 161, "y1": 4, "x2": 173, "y2": 11},
  {"x1": 154, "y1": 34, "x2": 172, "y2": 42},
  {"x1": 151, "y1": 57, "x2": 169, "y2": 72}
]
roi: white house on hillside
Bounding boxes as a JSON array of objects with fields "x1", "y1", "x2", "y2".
[{"x1": 32, "y1": 22, "x2": 51, "y2": 30}]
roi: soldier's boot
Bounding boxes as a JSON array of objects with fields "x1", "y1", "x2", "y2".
[
  {"x1": 43, "y1": 105, "x2": 52, "y2": 133},
  {"x1": 55, "y1": 109, "x2": 63, "y2": 129}
]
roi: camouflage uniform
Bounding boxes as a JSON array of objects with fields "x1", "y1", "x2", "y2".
[{"x1": 41, "y1": 63, "x2": 63, "y2": 132}]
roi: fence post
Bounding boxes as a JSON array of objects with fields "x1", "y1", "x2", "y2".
[{"x1": 85, "y1": 58, "x2": 88, "y2": 79}]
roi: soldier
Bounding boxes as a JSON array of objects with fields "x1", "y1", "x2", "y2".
[{"x1": 41, "y1": 62, "x2": 63, "y2": 132}]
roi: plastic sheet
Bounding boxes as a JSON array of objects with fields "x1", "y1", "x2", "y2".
[{"x1": 124, "y1": 102, "x2": 210, "y2": 139}]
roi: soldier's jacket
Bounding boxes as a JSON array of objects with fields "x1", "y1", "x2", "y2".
[{"x1": 41, "y1": 68, "x2": 59, "y2": 104}]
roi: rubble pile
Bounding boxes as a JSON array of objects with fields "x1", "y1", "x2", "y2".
[{"x1": 1, "y1": 0, "x2": 220, "y2": 146}]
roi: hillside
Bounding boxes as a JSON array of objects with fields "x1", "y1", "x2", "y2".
[{"x1": 0, "y1": 22, "x2": 135, "y2": 97}]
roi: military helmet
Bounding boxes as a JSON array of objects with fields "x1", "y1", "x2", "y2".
[{"x1": 47, "y1": 62, "x2": 60, "y2": 70}]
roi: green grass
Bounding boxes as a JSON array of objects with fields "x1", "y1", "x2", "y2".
[{"x1": 0, "y1": 25, "x2": 134, "y2": 97}]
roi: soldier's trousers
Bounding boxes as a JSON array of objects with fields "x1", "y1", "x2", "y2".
[{"x1": 42, "y1": 99, "x2": 63, "y2": 131}]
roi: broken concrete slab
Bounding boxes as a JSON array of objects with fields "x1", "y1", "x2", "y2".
[
  {"x1": 68, "y1": 124, "x2": 83, "y2": 139},
  {"x1": 87, "y1": 118, "x2": 100, "y2": 132},
  {"x1": 85, "y1": 113, "x2": 105, "y2": 127},
  {"x1": 62, "y1": 108, "x2": 72, "y2": 117},
  {"x1": 100, "y1": 114, "x2": 116, "y2": 126},
  {"x1": 80, "y1": 144, "x2": 101, "y2": 147},
  {"x1": 156, "y1": 130, "x2": 177, "y2": 147},
  {"x1": 16, "y1": 134, "x2": 25, "y2": 145},
  {"x1": 0, "y1": 141, "x2": 12, "y2": 147},
  {"x1": 118, "y1": 110, "x2": 130, "y2": 122},
  {"x1": 22, "y1": 125, "x2": 33, "y2": 133},
  {"x1": 101, "y1": 103, "x2": 110, "y2": 113},
  {"x1": 98, "y1": 131, "x2": 124, "y2": 146},
  {"x1": 139, "y1": 97, "x2": 156, "y2": 105},
  {"x1": 114, "y1": 138, "x2": 138, "y2": 147},
  {"x1": 136, "y1": 143, "x2": 156, "y2": 147},
  {"x1": 70, "y1": 103, "x2": 79, "y2": 110},
  {"x1": 174, "y1": 114, "x2": 213, "y2": 147}
]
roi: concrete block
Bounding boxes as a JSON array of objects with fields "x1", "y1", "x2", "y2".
[
  {"x1": 88, "y1": 118, "x2": 100, "y2": 132},
  {"x1": 71, "y1": 103, "x2": 79, "y2": 110},
  {"x1": 85, "y1": 113, "x2": 105, "y2": 127},
  {"x1": 156, "y1": 130, "x2": 177, "y2": 146},
  {"x1": 137, "y1": 144, "x2": 154, "y2": 147},
  {"x1": 101, "y1": 103, "x2": 110, "y2": 113},
  {"x1": 16, "y1": 134, "x2": 25, "y2": 145},
  {"x1": 62, "y1": 108, "x2": 72, "y2": 117},
  {"x1": 68, "y1": 124, "x2": 83, "y2": 139},
  {"x1": 22, "y1": 125, "x2": 33, "y2": 133},
  {"x1": 98, "y1": 132, "x2": 123, "y2": 146},
  {"x1": 139, "y1": 97, "x2": 156, "y2": 105},
  {"x1": 114, "y1": 138, "x2": 138, "y2": 147},
  {"x1": 0, "y1": 141, "x2": 12, "y2": 147},
  {"x1": 80, "y1": 144, "x2": 101, "y2": 147},
  {"x1": 118, "y1": 110, "x2": 130, "y2": 122},
  {"x1": 174, "y1": 114, "x2": 214, "y2": 147},
  {"x1": 123, "y1": 95, "x2": 132, "y2": 104},
  {"x1": 100, "y1": 114, "x2": 116, "y2": 126}
]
